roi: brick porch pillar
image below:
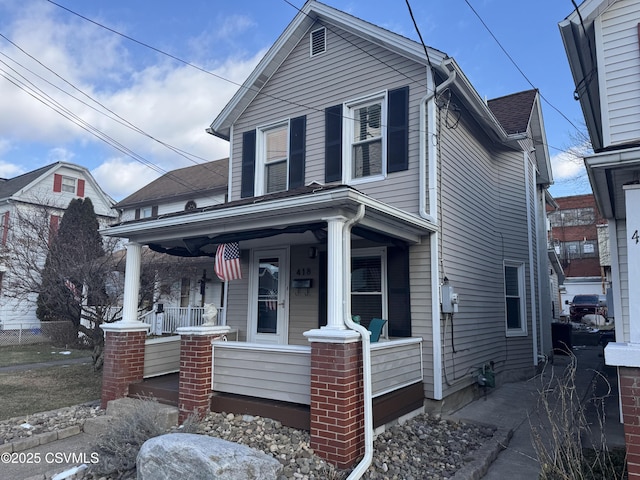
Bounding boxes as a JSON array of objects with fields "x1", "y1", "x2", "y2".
[
  {"x1": 618, "y1": 366, "x2": 640, "y2": 478},
  {"x1": 306, "y1": 334, "x2": 365, "y2": 468},
  {"x1": 177, "y1": 325, "x2": 230, "y2": 423},
  {"x1": 100, "y1": 242, "x2": 149, "y2": 409},
  {"x1": 100, "y1": 325, "x2": 148, "y2": 409}
]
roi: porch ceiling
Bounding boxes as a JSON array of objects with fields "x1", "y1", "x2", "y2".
[{"x1": 102, "y1": 185, "x2": 436, "y2": 255}]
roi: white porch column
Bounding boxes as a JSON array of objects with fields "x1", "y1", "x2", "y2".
[
  {"x1": 606, "y1": 184, "x2": 640, "y2": 362},
  {"x1": 304, "y1": 215, "x2": 359, "y2": 343},
  {"x1": 325, "y1": 215, "x2": 346, "y2": 330},
  {"x1": 122, "y1": 241, "x2": 143, "y2": 324}
]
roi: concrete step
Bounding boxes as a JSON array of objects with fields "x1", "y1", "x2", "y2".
[{"x1": 84, "y1": 398, "x2": 179, "y2": 438}]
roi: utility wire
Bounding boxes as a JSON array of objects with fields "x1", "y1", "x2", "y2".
[{"x1": 462, "y1": 0, "x2": 583, "y2": 134}]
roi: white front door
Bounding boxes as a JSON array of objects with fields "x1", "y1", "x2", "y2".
[{"x1": 248, "y1": 248, "x2": 289, "y2": 344}]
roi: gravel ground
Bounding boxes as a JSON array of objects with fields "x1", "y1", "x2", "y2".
[{"x1": 0, "y1": 405, "x2": 496, "y2": 480}]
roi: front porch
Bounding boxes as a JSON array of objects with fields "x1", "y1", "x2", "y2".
[{"x1": 130, "y1": 337, "x2": 424, "y2": 431}]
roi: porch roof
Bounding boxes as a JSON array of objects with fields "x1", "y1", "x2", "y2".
[{"x1": 101, "y1": 184, "x2": 436, "y2": 255}]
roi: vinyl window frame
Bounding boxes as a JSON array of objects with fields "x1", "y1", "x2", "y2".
[
  {"x1": 256, "y1": 120, "x2": 290, "y2": 196},
  {"x1": 342, "y1": 91, "x2": 387, "y2": 185},
  {"x1": 504, "y1": 261, "x2": 527, "y2": 337}
]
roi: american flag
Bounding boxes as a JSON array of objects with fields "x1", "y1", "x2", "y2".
[
  {"x1": 215, "y1": 242, "x2": 242, "y2": 281},
  {"x1": 64, "y1": 279, "x2": 81, "y2": 302}
]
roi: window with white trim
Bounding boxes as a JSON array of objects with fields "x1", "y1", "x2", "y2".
[
  {"x1": 351, "y1": 247, "x2": 387, "y2": 334},
  {"x1": 257, "y1": 122, "x2": 289, "y2": 195},
  {"x1": 504, "y1": 262, "x2": 527, "y2": 336},
  {"x1": 343, "y1": 93, "x2": 386, "y2": 183},
  {"x1": 61, "y1": 176, "x2": 76, "y2": 193}
]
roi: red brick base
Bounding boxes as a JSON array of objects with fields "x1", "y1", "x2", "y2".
[
  {"x1": 310, "y1": 341, "x2": 364, "y2": 469},
  {"x1": 619, "y1": 367, "x2": 640, "y2": 478},
  {"x1": 100, "y1": 329, "x2": 147, "y2": 409},
  {"x1": 178, "y1": 334, "x2": 216, "y2": 423}
]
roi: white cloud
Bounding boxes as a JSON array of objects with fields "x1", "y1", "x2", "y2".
[
  {"x1": 551, "y1": 150, "x2": 585, "y2": 181},
  {"x1": 92, "y1": 158, "x2": 161, "y2": 201},
  {"x1": 0, "y1": 160, "x2": 24, "y2": 178},
  {"x1": 47, "y1": 147, "x2": 75, "y2": 163}
]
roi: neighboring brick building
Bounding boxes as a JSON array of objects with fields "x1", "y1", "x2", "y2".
[{"x1": 547, "y1": 194, "x2": 607, "y2": 279}]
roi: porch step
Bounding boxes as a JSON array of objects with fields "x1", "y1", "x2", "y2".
[
  {"x1": 129, "y1": 373, "x2": 179, "y2": 406},
  {"x1": 84, "y1": 398, "x2": 179, "y2": 438}
]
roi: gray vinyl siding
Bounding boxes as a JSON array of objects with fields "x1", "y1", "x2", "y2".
[
  {"x1": 615, "y1": 219, "x2": 630, "y2": 341},
  {"x1": 225, "y1": 253, "x2": 250, "y2": 341},
  {"x1": 288, "y1": 245, "x2": 320, "y2": 345},
  {"x1": 408, "y1": 240, "x2": 434, "y2": 397},
  {"x1": 436, "y1": 102, "x2": 533, "y2": 398},
  {"x1": 230, "y1": 22, "x2": 425, "y2": 213},
  {"x1": 143, "y1": 336, "x2": 180, "y2": 378},
  {"x1": 600, "y1": 0, "x2": 640, "y2": 147}
]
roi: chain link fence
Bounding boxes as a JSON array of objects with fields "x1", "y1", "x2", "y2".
[{"x1": 0, "y1": 321, "x2": 76, "y2": 347}]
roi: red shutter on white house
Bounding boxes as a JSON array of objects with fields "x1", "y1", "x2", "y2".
[
  {"x1": 53, "y1": 174, "x2": 62, "y2": 193},
  {"x1": 77, "y1": 179, "x2": 85, "y2": 197},
  {"x1": 49, "y1": 215, "x2": 60, "y2": 244},
  {"x1": 1, "y1": 211, "x2": 9, "y2": 245}
]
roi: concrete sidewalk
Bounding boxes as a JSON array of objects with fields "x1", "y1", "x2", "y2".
[{"x1": 449, "y1": 343, "x2": 625, "y2": 479}]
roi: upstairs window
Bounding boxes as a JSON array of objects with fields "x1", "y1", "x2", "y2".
[
  {"x1": 53, "y1": 174, "x2": 85, "y2": 197},
  {"x1": 325, "y1": 86, "x2": 409, "y2": 184},
  {"x1": 347, "y1": 97, "x2": 384, "y2": 181},
  {"x1": 241, "y1": 116, "x2": 306, "y2": 198},
  {"x1": 259, "y1": 123, "x2": 289, "y2": 194},
  {"x1": 135, "y1": 206, "x2": 158, "y2": 219}
]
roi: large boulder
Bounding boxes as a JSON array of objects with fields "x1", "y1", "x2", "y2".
[{"x1": 137, "y1": 433, "x2": 282, "y2": 480}]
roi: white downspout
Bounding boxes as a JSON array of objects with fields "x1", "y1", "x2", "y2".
[
  {"x1": 524, "y1": 151, "x2": 539, "y2": 365},
  {"x1": 341, "y1": 204, "x2": 372, "y2": 480},
  {"x1": 420, "y1": 65, "x2": 456, "y2": 400}
]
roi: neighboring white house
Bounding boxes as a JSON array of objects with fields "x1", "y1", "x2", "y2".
[
  {"x1": 0, "y1": 162, "x2": 117, "y2": 329},
  {"x1": 560, "y1": 1, "x2": 640, "y2": 477}
]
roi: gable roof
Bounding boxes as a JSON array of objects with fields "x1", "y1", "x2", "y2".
[
  {"x1": 0, "y1": 162, "x2": 116, "y2": 214},
  {"x1": 115, "y1": 158, "x2": 228, "y2": 208},
  {"x1": 487, "y1": 90, "x2": 537, "y2": 135},
  {"x1": 0, "y1": 163, "x2": 58, "y2": 200},
  {"x1": 208, "y1": 0, "x2": 521, "y2": 147}
]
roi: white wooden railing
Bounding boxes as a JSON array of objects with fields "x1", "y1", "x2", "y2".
[{"x1": 142, "y1": 306, "x2": 227, "y2": 334}]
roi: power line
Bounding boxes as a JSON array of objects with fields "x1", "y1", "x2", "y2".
[{"x1": 462, "y1": 0, "x2": 583, "y2": 134}]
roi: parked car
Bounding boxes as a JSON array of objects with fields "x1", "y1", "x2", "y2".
[{"x1": 567, "y1": 294, "x2": 607, "y2": 322}]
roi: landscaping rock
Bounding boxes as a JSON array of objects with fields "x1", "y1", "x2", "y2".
[{"x1": 136, "y1": 433, "x2": 282, "y2": 480}]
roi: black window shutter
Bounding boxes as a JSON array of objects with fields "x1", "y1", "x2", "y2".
[
  {"x1": 325, "y1": 105, "x2": 343, "y2": 182},
  {"x1": 387, "y1": 246, "x2": 411, "y2": 337},
  {"x1": 318, "y1": 250, "x2": 327, "y2": 328},
  {"x1": 134, "y1": 208, "x2": 140, "y2": 220},
  {"x1": 289, "y1": 116, "x2": 306, "y2": 189},
  {"x1": 241, "y1": 130, "x2": 256, "y2": 198},
  {"x1": 387, "y1": 86, "x2": 409, "y2": 173},
  {"x1": 151, "y1": 205, "x2": 158, "y2": 217}
]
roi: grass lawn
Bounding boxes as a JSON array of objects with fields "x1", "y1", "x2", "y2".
[
  {"x1": 0, "y1": 344, "x2": 91, "y2": 368},
  {"x1": 0, "y1": 363, "x2": 102, "y2": 421}
]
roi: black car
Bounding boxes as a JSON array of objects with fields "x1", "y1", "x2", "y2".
[{"x1": 568, "y1": 294, "x2": 607, "y2": 322}]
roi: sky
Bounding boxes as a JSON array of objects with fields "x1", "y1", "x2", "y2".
[{"x1": 0, "y1": 0, "x2": 592, "y2": 202}]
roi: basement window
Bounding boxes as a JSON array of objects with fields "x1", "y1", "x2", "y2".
[{"x1": 310, "y1": 27, "x2": 326, "y2": 57}]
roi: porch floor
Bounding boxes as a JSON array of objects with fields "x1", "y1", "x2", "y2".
[{"x1": 129, "y1": 373, "x2": 179, "y2": 406}]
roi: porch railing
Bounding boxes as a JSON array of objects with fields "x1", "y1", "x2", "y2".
[
  {"x1": 211, "y1": 337, "x2": 423, "y2": 404},
  {"x1": 147, "y1": 306, "x2": 227, "y2": 334}
]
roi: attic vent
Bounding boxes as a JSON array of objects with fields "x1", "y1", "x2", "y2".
[{"x1": 310, "y1": 27, "x2": 326, "y2": 57}]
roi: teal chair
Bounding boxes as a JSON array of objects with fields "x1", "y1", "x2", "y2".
[{"x1": 368, "y1": 318, "x2": 387, "y2": 343}]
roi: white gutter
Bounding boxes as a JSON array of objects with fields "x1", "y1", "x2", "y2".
[
  {"x1": 525, "y1": 151, "x2": 539, "y2": 364},
  {"x1": 341, "y1": 204, "x2": 373, "y2": 480},
  {"x1": 420, "y1": 64, "x2": 456, "y2": 400}
]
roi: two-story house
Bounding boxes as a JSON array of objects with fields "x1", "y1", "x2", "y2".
[
  {"x1": 0, "y1": 162, "x2": 116, "y2": 329},
  {"x1": 100, "y1": 1, "x2": 555, "y2": 468},
  {"x1": 560, "y1": 1, "x2": 640, "y2": 476}
]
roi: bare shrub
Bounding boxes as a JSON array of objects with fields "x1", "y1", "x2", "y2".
[
  {"x1": 40, "y1": 321, "x2": 78, "y2": 348},
  {"x1": 91, "y1": 399, "x2": 200, "y2": 477},
  {"x1": 531, "y1": 354, "x2": 626, "y2": 480}
]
